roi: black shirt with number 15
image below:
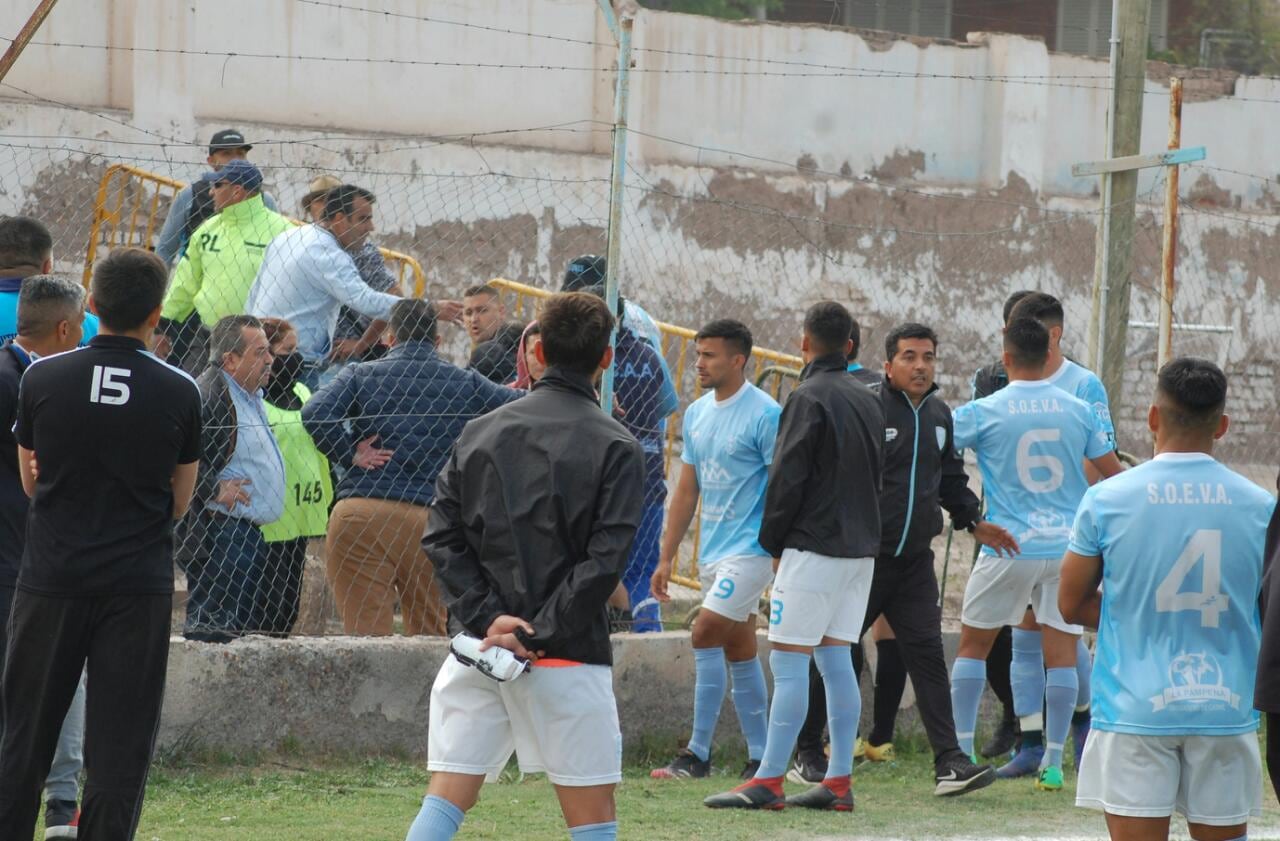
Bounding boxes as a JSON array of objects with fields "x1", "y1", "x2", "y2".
[{"x1": 14, "y1": 334, "x2": 202, "y2": 596}]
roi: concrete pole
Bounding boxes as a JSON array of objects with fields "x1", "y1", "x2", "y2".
[
  {"x1": 1091, "y1": 0, "x2": 1150, "y2": 407},
  {"x1": 599, "y1": 15, "x2": 633, "y2": 413}
]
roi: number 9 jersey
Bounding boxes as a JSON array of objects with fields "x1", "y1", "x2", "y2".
[
  {"x1": 952, "y1": 379, "x2": 1112, "y2": 560},
  {"x1": 1069, "y1": 452, "x2": 1276, "y2": 735}
]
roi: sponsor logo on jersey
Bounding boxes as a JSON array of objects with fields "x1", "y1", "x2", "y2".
[{"x1": 1150, "y1": 652, "x2": 1240, "y2": 712}]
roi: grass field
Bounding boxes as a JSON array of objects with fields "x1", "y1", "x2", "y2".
[{"x1": 33, "y1": 746, "x2": 1280, "y2": 840}]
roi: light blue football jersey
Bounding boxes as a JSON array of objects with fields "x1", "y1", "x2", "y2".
[
  {"x1": 1069, "y1": 453, "x2": 1276, "y2": 735},
  {"x1": 953, "y1": 379, "x2": 1111, "y2": 560},
  {"x1": 681, "y1": 382, "x2": 781, "y2": 565},
  {"x1": 1046, "y1": 358, "x2": 1116, "y2": 450}
]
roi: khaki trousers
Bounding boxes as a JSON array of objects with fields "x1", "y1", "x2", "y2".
[{"x1": 325, "y1": 497, "x2": 447, "y2": 636}]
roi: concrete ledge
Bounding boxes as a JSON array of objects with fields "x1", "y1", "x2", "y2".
[{"x1": 160, "y1": 631, "x2": 995, "y2": 759}]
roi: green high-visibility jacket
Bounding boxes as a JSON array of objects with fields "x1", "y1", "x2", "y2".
[{"x1": 161, "y1": 194, "x2": 294, "y2": 325}]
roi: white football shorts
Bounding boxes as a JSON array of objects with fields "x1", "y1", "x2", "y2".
[
  {"x1": 1076, "y1": 730, "x2": 1262, "y2": 826},
  {"x1": 961, "y1": 554, "x2": 1083, "y2": 635},
  {"x1": 698, "y1": 554, "x2": 773, "y2": 622},
  {"x1": 427, "y1": 653, "x2": 622, "y2": 786},
  {"x1": 766, "y1": 548, "x2": 873, "y2": 646}
]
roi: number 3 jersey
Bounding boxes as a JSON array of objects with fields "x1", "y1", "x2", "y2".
[
  {"x1": 1069, "y1": 452, "x2": 1276, "y2": 736},
  {"x1": 953, "y1": 379, "x2": 1112, "y2": 560}
]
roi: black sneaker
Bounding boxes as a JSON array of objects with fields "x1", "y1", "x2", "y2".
[
  {"x1": 740, "y1": 759, "x2": 761, "y2": 780},
  {"x1": 650, "y1": 748, "x2": 710, "y2": 779},
  {"x1": 785, "y1": 780, "x2": 854, "y2": 812},
  {"x1": 980, "y1": 708, "x2": 1020, "y2": 759},
  {"x1": 704, "y1": 779, "x2": 785, "y2": 810},
  {"x1": 786, "y1": 748, "x2": 828, "y2": 784},
  {"x1": 934, "y1": 752, "x2": 997, "y2": 797},
  {"x1": 44, "y1": 799, "x2": 79, "y2": 839}
]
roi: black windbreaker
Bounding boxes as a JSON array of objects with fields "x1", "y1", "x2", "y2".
[
  {"x1": 872, "y1": 378, "x2": 981, "y2": 558},
  {"x1": 423, "y1": 367, "x2": 645, "y2": 666},
  {"x1": 760, "y1": 352, "x2": 883, "y2": 559}
]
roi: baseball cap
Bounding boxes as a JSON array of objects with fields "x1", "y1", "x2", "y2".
[
  {"x1": 301, "y1": 174, "x2": 343, "y2": 209},
  {"x1": 561, "y1": 254, "x2": 607, "y2": 291},
  {"x1": 208, "y1": 128, "x2": 252, "y2": 155},
  {"x1": 202, "y1": 159, "x2": 263, "y2": 192}
]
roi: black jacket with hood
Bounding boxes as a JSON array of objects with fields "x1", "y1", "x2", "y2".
[{"x1": 871, "y1": 377, "x2": 981, "y2": 559}]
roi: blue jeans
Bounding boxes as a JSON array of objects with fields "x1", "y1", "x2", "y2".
[
  {"x1": 622, "y1": 502, "x2": 666, "y2": 633},
  {"x1": 183, "y1": 513, "x2": 270, "y2": 640}
]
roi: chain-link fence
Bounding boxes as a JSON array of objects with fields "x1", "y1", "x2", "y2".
[{"x1": 1, "y1": 113, "x2": 1276, "y2": 634}]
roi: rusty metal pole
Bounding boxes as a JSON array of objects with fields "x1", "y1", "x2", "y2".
[
  {"x1": 0, "y1": 0, "x2": 62, "y2": 85},
  {"x1": 1158, "y1": 77, "x2": 1184, "y2": 371}
]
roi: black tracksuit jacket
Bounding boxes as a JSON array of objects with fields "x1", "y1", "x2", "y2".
[{"x1": 872, "y1": 377, "x2": 981, "y2": 559}]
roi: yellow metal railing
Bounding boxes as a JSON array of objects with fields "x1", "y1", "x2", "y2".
[
  {"x1": 489, "y1": 277, "x2": 803, "y2": 589},
  {"x1": 83, "y1": 163, "x2": 426, "y2": 296}
]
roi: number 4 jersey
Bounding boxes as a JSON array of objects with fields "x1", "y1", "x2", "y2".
[
  {"x1": 1069, "y1": 452, "x2": 1275, "y2": 736},
  {"x1": 953, "y1": 379, "x2": 1112, "y2": 560}
]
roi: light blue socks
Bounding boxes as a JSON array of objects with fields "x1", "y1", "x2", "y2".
[
  {"x1": 688, "y1": 646, "x2": 727, "y2": 762},
  {"x1": 729, "y1": 657, "x2": 769, "y2": 761},
  {"x1": 1011, "y1": 628, "x2": 1046, "y2": 734},
  {"x1": 569, "y1": 821, "x2": 618, "y2": 841},
  {"x1": 1075, "y1": 637, "x2": 1092, "y2": 710},
  {"x1": 950, "y1": 657, "x2": 986, "y2": 757},
  {"x1": 814, "y1": 645, "x2": 859, "y2": 779},
  {"x1": 406, "y1": 795, "x2": 464, "y2": 841},
  {"x1": 1044, "y1": 667, "x2": 1078, "y2": 770},
  {"x1": 756, "y1": 650, "x2": 811, "y2": 778}
]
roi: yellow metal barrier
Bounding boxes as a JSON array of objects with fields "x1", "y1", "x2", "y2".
[
  {"x1": 488, "y1": 277, "x2": 803, "y2": 590},
  {"x1": 83, "y1": 164, "x2": 427, "y2": 296}
]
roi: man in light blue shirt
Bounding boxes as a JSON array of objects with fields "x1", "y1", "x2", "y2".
[
  {"x1": 649, "y1": 319, "x2": 780, "y2": 781},
  {"x1": 947, "y1": 318, "x2": 1122, "y2": 793},
  {"x1": 246, "y1": 185, "x2": 399, "y2": 386},
  {"x1": 1061, "y1": 357, "x2": 1275, "y2": 840},
  {"x1": 183, "y1": 316, "x2": 286, "y2": 642}
]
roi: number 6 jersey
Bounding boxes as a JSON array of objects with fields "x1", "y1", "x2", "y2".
[
  {"x1": 952, "y1": 379, "x2": 1112, "y2": 560},
  {"x1": 1068, "y1": 452, "x2": 1275, "y2": 736}
]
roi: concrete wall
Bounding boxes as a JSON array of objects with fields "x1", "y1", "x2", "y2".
[
  {"x1": 2, "y1": 94, "x2": 1278, "y2": 468},
  {"x1": 159, "y1": 632, "x2": 975, "y2": 759},
  {"x1": 4, "y1": 0, "x2": 1280, "y2": 204}
]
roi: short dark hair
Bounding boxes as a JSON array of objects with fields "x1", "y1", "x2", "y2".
[
  {"x1": 321, "y1": 185, "x2": 376, "y2": 222},
  {"x1": 90, "y1": 248, "x2": 168, "y2": 331},
  {"x1": 390, "y1": 298, "x2": 437, "y2": 344},
  {"x1": 1003, "y1": 317, "x2": 1049, "y2": 369},
  {"x1": 1008, "y1": 291, "x2": 1064, "y2": 329},
  {"x1": 1156, "y1": 357, "x2": 1228, "y2": 431},
  {"x1": 695, "y1": 318, "x2": 753, "y2": 360},
  {"x1": 462, "y1": 284, "x2": 499, "y2": 299},
  {"x1": 884, "y1": 322, "x2": 938, "y2": 361},
  {"x1": 803, "y1": 301, "x2": 853, "y2": 356},
  {"x1": 208, "y1": 315, "x2": 264, "y2": 366},
  {"x1": 538, "y1": 292, "x2": 614, "y2": 376},
  {"x1": 1002, "y1": 289, "x2": 1035, "y2": 325},
  {"x1": 0, "y1": 216, "x2": 53, "y2": 270},
  {"x1": 16, "y1": 274, "x2": 83, "y2": 338},
  {"x1": 847, "y1": 317, "x2": 862, "y2": 362}
]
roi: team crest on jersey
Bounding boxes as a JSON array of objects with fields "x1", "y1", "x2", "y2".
[
  {"x1": 885, "y1": 428, "x2": 898, "y2": 443},
  {"x1": 1150, "y1": 652, "x2": 1239, "y2": 712},
  {"x1": 935, "y1": 426, "x2": 946, "y2": 451}
]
